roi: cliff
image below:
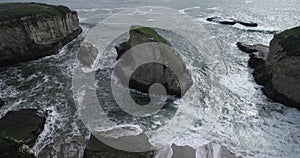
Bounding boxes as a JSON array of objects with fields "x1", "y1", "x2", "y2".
[
  {"x1": 0, "y1": 3, "x2": 82, "y2": 66},
  {"x1": 263, "y1": 26, "x2": 300, "y2": 108},
  {"x1": 237, "y1": 26, "x2": 300, "y2": 109}
]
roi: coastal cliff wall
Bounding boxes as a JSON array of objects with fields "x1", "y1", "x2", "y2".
[{"x1": 0, "y1": 3, "x2": 82, "y2": 66}]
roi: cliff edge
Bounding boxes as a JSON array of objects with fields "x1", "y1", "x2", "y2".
[{"x1": 0, "y1": 3, "x2": 82, "y2": 66}]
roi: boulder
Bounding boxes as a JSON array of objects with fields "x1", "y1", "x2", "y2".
[
  {"x1": 237, "y1": 26, "x2": 300, "y2": 109},
  {"x1": 83, "y1": 135, "x2": 153, "y2": 158},
  {"x1": 0, "y1": 3, "x2": 82, "y2": 67},
  {"x1": 0, "y1": 109, "x2": 46, "y2": 157},
  {"x1": 115, "y1": 25, "x2": 193, "y2": 98}
]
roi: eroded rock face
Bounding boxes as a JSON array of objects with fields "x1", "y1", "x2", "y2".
[
  {"x1": 237, "y1": 26, "x2": 300, "y2": 109},
  {"x1": 264, "y1": 27, "x2": 300, "y2": 108},
  {"x1": 115, "y1": 26, "x2": 193, "y2": 98},
  {"x1": 0, "y1": 109, "x2": 46, "y2": 157},
  {"x1": 0, "y1": 3, "x2": 82, "y2": 67}
]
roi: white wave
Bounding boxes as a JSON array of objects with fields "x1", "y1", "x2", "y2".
[
  {"x1": 32, "y1": 106, "x2": 62, "y2": 155},
  {"x1": 75, "y1": 8, "x2": 98, "y2": 13},
  {"x1": 178, "y1": 6, "x2": 201, "y2": 14},
  {"x1": 94, "y1": 124, "x2": 144, "y2": 138},
  {"x1": 206, "y1": 7, "x2": 222, "y2": 11},
  {"x1": 232, "y1": 23, "x2": 280, "y2": 34},
  {"x1": 79, "y1": 17, "x2": 87, "y2": 22}
]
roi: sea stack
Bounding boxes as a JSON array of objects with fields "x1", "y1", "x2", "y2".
[
  {"x1": 0, "y1": 3, "x2": 82, "y2": 67},
  {"x1": 115, "y1": 25, "x2": 193, "y2": 98}
]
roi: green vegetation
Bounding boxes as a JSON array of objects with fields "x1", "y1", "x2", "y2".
[
  {"x1": 131, "y1": 25, "x2": 168, "y2": 44},
  {"x1": 0, "y1": 2, "x2": 71, "y2": 21},
  {"x1": 130, "y1": 25, "x2": 184, "y2": 72},
  {"x1": 275, "y1": 26, "x2": 300, "y2": 56}
]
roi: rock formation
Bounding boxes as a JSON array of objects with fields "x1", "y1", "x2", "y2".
[
  {"x1": 115, "y1": 25, "x2": 193, "y2": 98},
  {"x1": 206, "y1": 16, "x2": 258, "y2": 27},
  {"x1": 237, "y1": 26, "x2": 300, "y2": 109},
  {"x1": 0, "y1": 3, "x2": 82, "y2": 67},
  {"x1": 0, "y1": 109, "x2": 46, "y2": 157},
  {"x1": 83, "y1": 135, "x2": 153, "y2": 158}
]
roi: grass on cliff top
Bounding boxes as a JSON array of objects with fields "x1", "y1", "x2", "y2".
[
  {"x1": 130, "y1": 25, "x2": 184, "y2": 71},
  {"x1": 275, "y1": 26, "x2": 300, "y2": 56},
  {"x1": 131, "y1": 25, "x2": 168, "y2": 44},
  {"x1": 0, "y1": 2, "x2": 71, "y2": 21}
]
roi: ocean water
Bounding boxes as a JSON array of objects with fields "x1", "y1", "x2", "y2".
[{"x1": 0, "y1": 0, "x2": 299, "y2": 157}]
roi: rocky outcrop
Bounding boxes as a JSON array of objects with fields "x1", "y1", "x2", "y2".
[
  {"x1": 83, "y1": 135, "x2": 153, "y2": 158},
  {"x1": 154, "y1": 143, "x2": 239, "y2": 158},
  {"x1": 237, "y1": 26, "x2": 300, "y2": 109},
  {"x1": 0, "y1": 109, "x2": 46, "y2": 157},
  {"x1": 115, "y1": 26, "x2": 193, "y2": 98},
  {"x1": 0, "y1": 3, "x2": 82, "y2": 67},
  {"x1": 206, "y1": 16, "x2": 258, "y2": 27},
  {"x1": 0, "y1": 99, "x2": 4, "y2": 108}
]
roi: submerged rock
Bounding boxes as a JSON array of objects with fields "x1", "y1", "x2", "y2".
[
  {"x1": 206, "y1": 16, "x2": 258, "y2": 27},
  {"x1": 0, "y1": 3, "x2": 82, "y2": 67},
  {"x1": 83, "y1": 135, "x2": 153, "y2": 158},
  {"x1": 115, "y1": 25, "x2": 193, "y2": 98},
  {"x1": 237, "y1": 26, "x2": 300, "y2": 109}
]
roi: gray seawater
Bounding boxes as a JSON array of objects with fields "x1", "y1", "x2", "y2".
[{"x1": 0, "y1": 0, "x2": 300, "y2": 157}]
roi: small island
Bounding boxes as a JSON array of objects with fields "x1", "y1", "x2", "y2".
[{"x1": 0, "y1": 2, "x2": 82, "y2": 67}]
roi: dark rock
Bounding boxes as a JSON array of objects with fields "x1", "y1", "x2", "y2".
[
  {"x1": 83, "y1": 134, "x2": 153, "y2": 158},
  {"x1": 206, "y1": 17, "x2": 236, "y2": 25},
  {"x1": 0, "y1": 99, "x2": 4, "y2": 108},
  {"x1": 237, "y1": 26, "x2": 300, "y2": 109},
  {"x1": 236, "y1": 42, "x2": 269, "y2": 69},
  {"x1": 206, "y1": 16, "x2": 258, "y2": 27},
  {"x1": 115, "y1": 25, "x2": 193, "y2": 98},
  {"x1": 0, "y1": 109, "x2": 46, "y2": 147},
  {"x1": 0, "y1": 135, "x2": 36, "y2": 158},
  {"x1": 0, "y1": 3, "x2": 82, "y2": 67}
]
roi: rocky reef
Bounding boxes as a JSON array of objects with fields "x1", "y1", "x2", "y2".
[
  {"x1": 237, "y1": 26, "x2": 300, "y2": 109},
  {"x1": 0, "y1": 109, "x2": 46, "y2": 157},
  {"x1": 115, "y1": 25, "x2": 193, "y2": 98},
  {"x1": 83, "y1": 135, "x2": 153, "y2": 158},
  {"x1": 0, "y1": 3, "x2": 82, "y2": 67},
  {"x1": 206, "y1": 16, "x2": 258, "y2": 27}
]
